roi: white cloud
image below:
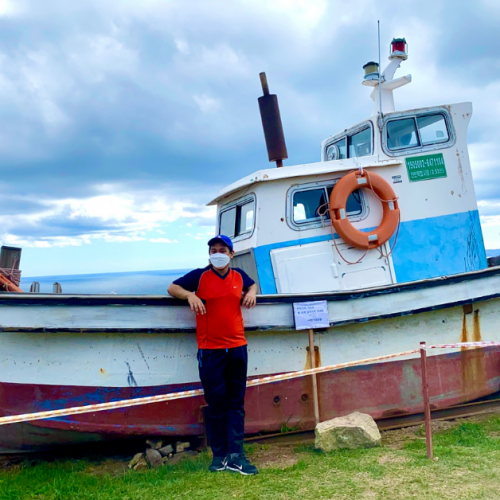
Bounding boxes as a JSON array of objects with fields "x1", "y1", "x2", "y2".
[
  {"x1": 175, "y1": 39, "x2": 190, "y2": 55},
  {"x1": 70, "y1": 34, "x2": 139, "y2": 84},
  {"x1": 193, "y1": 94, "x2": 220, "y2": 113},
  {"x1": 0, "y1": 0, "x2": 500, "y2": 271},
  {"x1": 0, "y1": 0, "x2": 21, "y2": 17},
  {"x1": 0, "y1": 187, "x2": 216, "y2": 248},
  {"x1": 149, "y1": 237, "x2": 173, "y2": 243}
]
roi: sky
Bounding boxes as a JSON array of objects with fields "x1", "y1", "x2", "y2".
[{"x1": 1, "y1": 0, "x2": 500, "y2": 276}]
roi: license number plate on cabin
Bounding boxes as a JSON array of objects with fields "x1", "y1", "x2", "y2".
[{"x1": 405, "y1": 153, "x2": 447, "y2": 182}]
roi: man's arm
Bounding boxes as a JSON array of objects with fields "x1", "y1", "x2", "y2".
[
  {"x1": 167, "y1": 283, "x2": 206, "y2": 315},
  {"x1": 242, "y1": 283, "x2": 257, "y2": 309},
  {"x1": 235, "y1": 268, "x2": 257, "y2": 309}
]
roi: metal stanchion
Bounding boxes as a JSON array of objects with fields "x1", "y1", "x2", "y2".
[
  {"x1": 308, "y1": 329, "x2": 320, "y2": 425},
  {"x1": 420, "y1": 341, "x2": 433, "y2": 459}
]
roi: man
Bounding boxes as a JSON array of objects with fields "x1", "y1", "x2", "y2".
[{"x1": 167, "y1": 234, "x2": 258, "y2": 475}]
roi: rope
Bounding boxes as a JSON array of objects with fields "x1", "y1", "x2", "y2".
[
  {"x1": 0, "y1": 267, "x2": 21, "y2": 287},
  {"x1": 364, "y1": 169, "x2": 399, "y2": 204},
  {"x1": 362, "y1": 169, "x2": 401, "y2": 259},
  {"x1": 318, "y1": 201, "x2": 369, "y2": 265},
  {"x1": 0, "y1": 348, "x2": 419, "y2": 427},
  {"x1": 424, "y1": 341, "x2": 500, "y2": 350},
  {"x1": 331, "y1": 222, "x2": 368, "y2": 265},
  {"x1": 376, "y1": 212, "x2": 401, "y2": 259},
  {"x1": 4, "y1": 340, "x2": 500, "y2": 426}
]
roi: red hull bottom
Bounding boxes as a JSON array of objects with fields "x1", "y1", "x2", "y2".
[{"x1": 1, "y1": 348, "x2": 499, "y2": 453}]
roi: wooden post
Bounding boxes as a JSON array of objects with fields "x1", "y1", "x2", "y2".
[
  {"x1": 0, "y1": 246, "x2": 21, "y2": 270},
  {"x1": 308, "y1": 329, "x2": 320, "y2": 425},
  {"x1": 420, "y1": 341, "x2": 433, "y2": 459}
]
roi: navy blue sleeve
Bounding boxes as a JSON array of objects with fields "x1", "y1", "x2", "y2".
[
  {"x1": 233, "y1": 268, "x2": 256, "y2": 291},
  {"x1": 172, "y1": 268, "x2": 205, "y2": 292}
]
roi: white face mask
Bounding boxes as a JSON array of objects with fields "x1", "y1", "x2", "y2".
[{"x1": 209, "y1": 253, "x2": 231, "y2": 269}]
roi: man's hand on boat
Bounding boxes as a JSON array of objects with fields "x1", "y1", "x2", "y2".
[
  {"x1": 187, "y1": 293, "x2": 207, "y2": 315},
  {"x1": 167, "y1": 284, "x2": 206, "y2": 315},
  {"x1": 242, "y1": 286, "x2": 257, "y2": 309}
]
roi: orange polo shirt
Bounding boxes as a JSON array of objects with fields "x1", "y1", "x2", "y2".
[{"x1": 172, "y1": 266, "x2": 255, "y2": 349}]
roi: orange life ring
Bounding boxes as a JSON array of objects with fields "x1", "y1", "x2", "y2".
[{"x1": 329, "y1": 170, "x2": 400, "y2": 250}]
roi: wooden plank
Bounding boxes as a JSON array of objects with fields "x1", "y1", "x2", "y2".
[{"x1": 0, "y1": 246, "x2": 21, "y2": 270}]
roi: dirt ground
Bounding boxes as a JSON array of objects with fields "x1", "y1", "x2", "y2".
[{"x1": 4, "y1": 409, "x2": 500, "y2": 474}]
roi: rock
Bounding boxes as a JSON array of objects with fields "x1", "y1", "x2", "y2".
[
  {"x1": 167, "y1": 450, "x2": 199, "y2": 465},
  {"x1": 315, "y1": 412, "x2": 381, "y2": 451},
  {"x1": 128, "y1": 452, "x2": 144, "y2": 469},
  {"x1": 158, "y1": 444, "x2": 174, "y2": 456},
  {"x1": 146, "y1": 439, "x2": 163, "y2": 450},
  {"x1": 133, "y1": 457, "x2": 149, "y2": 471},
  {"x1": 162, "y1": 457, "x2": 169, "y2": 464},
  {"x1": 175, "y1": 441, "x2": 190, "y2": 453},
  {"x1": 145, "y1": 448, "x2": 163, "y2": 469}
]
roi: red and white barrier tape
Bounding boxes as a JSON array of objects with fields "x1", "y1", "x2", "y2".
[
  {"x1": 424, "y1": 341, "x2": 500, "y2": 350},
  {"x1": 0, "y1": 348, "x2": 419, "y2": 426}
]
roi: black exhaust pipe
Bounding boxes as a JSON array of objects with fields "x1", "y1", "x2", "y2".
[{"x1": 258, "y1": 72, "x2": 288, "y2": 168}]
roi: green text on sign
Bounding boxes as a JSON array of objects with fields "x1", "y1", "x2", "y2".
[{"x1": 405, "y1": 153, "x2": 447, "y2": 182}]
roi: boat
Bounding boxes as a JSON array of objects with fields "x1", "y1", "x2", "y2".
[{"x1": 1, "y1": 37, "x2": 500, "y2": 454}]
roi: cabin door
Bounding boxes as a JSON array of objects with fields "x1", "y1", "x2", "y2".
[{"x1": 270, "y1": 240, "x2": 394, "y2": 293}]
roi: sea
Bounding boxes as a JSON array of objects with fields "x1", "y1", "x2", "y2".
[
  {"x1": 17, "y1": 248, "x2": 500, "y2": 295},
  {"x1": 19, "y1": 269, "x2": 190, "y2": 295}
]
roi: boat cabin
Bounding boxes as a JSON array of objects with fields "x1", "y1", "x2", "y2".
[{"x1": 208, "y1": 39, "x2": 487, "y2": 294}]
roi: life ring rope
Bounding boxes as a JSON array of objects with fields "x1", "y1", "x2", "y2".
[
  {"x1": 328, "y1": 169, "x2": 401, "y2": 253},
  {"x1": 319, "y1": 201, "x2": 369, "y2": 265}
]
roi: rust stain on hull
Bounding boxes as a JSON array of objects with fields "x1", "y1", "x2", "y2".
[
  {"x1": 472, "y1": 310, "x2": 481, "y2": 343},
  {"x1": 461, "y1": 309, "x2": 486, "y2": 394},
  {"x1": 304, "y1": 346, "x2": 321, "y2": 370},
  {"x1": 456, "y1": 149, "x2": 467, "y2": 194}
]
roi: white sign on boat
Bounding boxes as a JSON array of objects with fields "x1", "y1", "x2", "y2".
[{"x1": 292, "y1": 300, "x2": 330, "y2": 330}]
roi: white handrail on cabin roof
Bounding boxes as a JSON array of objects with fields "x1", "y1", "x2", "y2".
[{"x1": 207, "y1": 156, "x2": 402, "y2": 206}]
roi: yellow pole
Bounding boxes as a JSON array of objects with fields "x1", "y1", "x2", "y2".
[{"x1": 308, "y1": 329, "x2": 320, "y2": 425}]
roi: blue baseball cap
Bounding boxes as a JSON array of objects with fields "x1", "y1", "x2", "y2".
[{"x1": 207, "y1": 234, "x2": 233, "y2": 251}]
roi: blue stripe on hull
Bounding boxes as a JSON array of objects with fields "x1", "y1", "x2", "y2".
[
  {"x1": 389, "y1": 210, "x2": 487, "y2": 283},
  {"x1": 254, "y1": 210, "x2": 487, "y2": 294}
]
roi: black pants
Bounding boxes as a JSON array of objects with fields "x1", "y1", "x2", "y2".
[{"x1": 198, "y1": 345, "x2": 248, "y2": 457}]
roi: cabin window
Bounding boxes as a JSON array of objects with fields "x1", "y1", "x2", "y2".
[
  {"x1": 386, "y1": 113, "x2": 450, "y2": 152},
  {"x1": 219, "y1": 197, "x2": 256, "y2": 239},
  {"x1": 293, "y1": 189, "x2": 327, "y2": 222},
  {"x1": 237, "y1": 201, "x2": 255, "y2": 235},
  {"x1": 387, "y1": 118, "x2": 419, "y2": 150},
  {"x1": 324, "y1": 123, "x2": 372, "y2": 161},
  {"x1": 220, "y1": 207, "x2": 237, "y2": 238},
  {"x1": 326, "y1": 138, "x2": 347, "y2": 161},
  {"x1": 349, "y1": 127, "x2": 371, "y2": 158},
  {"x1": 416, "y1": 114, "x2": 449, "y2": 145},
  {"x1": 292, "y1": 186, "x2": 363, "y2": 225}
]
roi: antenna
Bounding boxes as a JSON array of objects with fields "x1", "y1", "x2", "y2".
[{"x1": 377, "y1": 20, "x2": 383, "y2": 129}]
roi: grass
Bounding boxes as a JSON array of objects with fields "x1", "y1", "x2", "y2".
[{"x1": 4, "y1": 415, "x2": 500, "y2": 499}]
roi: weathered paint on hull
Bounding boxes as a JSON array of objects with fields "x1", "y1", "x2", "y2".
[
  {"x1": 1, "y1": 347, "x2": 499, "y2": 453},
  {"x1": 2, "y1": 269, "x2": 500, "y2": 453}
]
